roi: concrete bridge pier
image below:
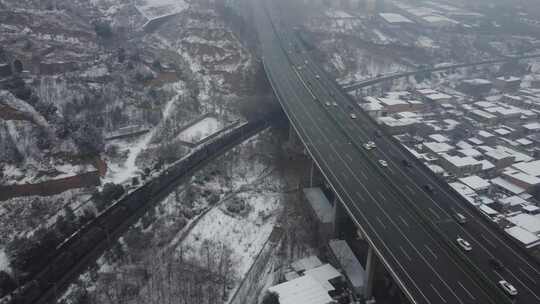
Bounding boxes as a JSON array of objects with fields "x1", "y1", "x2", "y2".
[
  {"x1": 364, "y1": 245, "x2": 377, "y2": 300},
  {"x1": 286, "y1": 123, "x2": 305, "y2": 154}
]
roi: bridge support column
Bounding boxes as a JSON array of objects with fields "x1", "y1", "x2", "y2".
[
  {"x1": 332, "y1": 199, "x2": 348, "y2": 238},
  {"x1": 364, "y1": 246, "x2": 376, "y2": 300},
  {"x1": 286, "y1": 123, "x2": 304, "y2": 154}
]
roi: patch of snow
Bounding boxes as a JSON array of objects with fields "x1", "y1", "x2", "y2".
[
  {"x1": 0, "y1": 249, "x2": 10, "y2": 273},
  {"x1": 177, "y1": 116, "x2": 224, "y2": 143},
  {"x1": 135, "y1": 0, "x2": 189, "y2": 20},
  {"x1": 104, "y1": 81, "x2": 185, "y2": 184}
]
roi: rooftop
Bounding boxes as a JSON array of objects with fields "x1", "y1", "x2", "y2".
[
  {"x1": 505, "y1": 226, "x2": 540, "y2": 248},
  {"x1": 459, "y1": 175, "x2": 490, "y2": 190},
  {"x1": 303, "y1": 188, "x2": 334, "y2": 224},
  {"x1": 424, "y1": 142, "x2": 454, "y2": 153},
  {"x1": 513, "y1": 160, "x2": 540, "y2": 177},
  {"x1": 379, "y1": 13, "x2": 414, "y2": 24},
  {"x1": 507, "y1": 213, "x2": 540, "y2": 234},
  {"x1": 269, "y1": 275, "x2": 334, "y2": 304}
]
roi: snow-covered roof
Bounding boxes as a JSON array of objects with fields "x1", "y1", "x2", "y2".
[
  {"x1": 304, "y1": 264, "x2": 342, "y2": 291},
  {"x1": 449, "y1": 182, "x2": 477, "y2": 197},
  {"x1": 479, "y1": 204, "x2": 499, "y2": 216},
  {"x1": 456, "y1": 141, "x2": 473, "y2": 149},
  {"x1": 458, "y1": 148, "x2": 482, "y2": 158},
  {"x1": 505, "y1": 226, "x2": 540, "y2": 248},
  {"x1": 478, "y1": 130, "x2": 495, "y2": 138},
  {"x1": 328, "y1": 239, "x2": 365, "y2": 289},
  {"x1": 292, "y1": 256, "x2": 323, "y2": 273},
  {"x1": 269, "y1": 275, "x2": 333, "y2": 304},
  {"x1": 379, "y1": 13, "x2": 414, "y2": 24},
  {"x1": 496, "y1": 76, "x2": 521, "y2": 82},
  {"x1": 507, "y1": 213, "x2": 540, "y2": 234},
  {"x1": 459, "y1": 176, "x2": 490, "y2": 191},
  {"x1": 424, "y1": 142, "x2": 454, "y2": 153},
  {"x1": 504, "y1": 169, "x2": 540, "y2": 186},
  {"x1": 426, "y1": 92, "x2": 453, "y2": 101},
  {"x1": 516, "y1": 138, "x2": 533, "y2": 146},
  {"x1": 303, "y1": 188, "x2": 334, "y2": 224},
  {"x1": 496, "y1": 146, "x2": 533, "y2": 163},
  {"x1": 422, "y1": 15, "x2": 459, "y2": 25},
  {"x1": 513, "y1": 160, "x2": 540, "y2": 177},
  {"x1": 429, "y1": 134, "x2": 450, "y2": 143},
  {"x1": 523, "y1": 205, "x2": 540, "y2": 213},
  {"x1": 523, "y1": 122, "x2": 540, "y2": 131},
  {"x1": 494, "y1": 128, "x2": 511, "y2": 136},
  {"x1": 463, "y1": 78, "x2": 492, "y2": 85},
  {"x1": 378, "y1": 97, "x2": 408, "y2": 106},
  {"x1": 499, "y1": 195, "x2": 529, "y2": 206},
  {"x1": 441, "y1": 154, "x2": 479, "y2": 167},
  {"x1": 491, "y1": 177, "x2": 525, "y2": 194},
  {"x1": 479, "y1": 159, "x2": 495, "y2": 171}
]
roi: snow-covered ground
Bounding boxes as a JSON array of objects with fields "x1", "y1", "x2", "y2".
[
  {"x1": 104, "y1": 81, "x2": 185, "y2": 184},
  {"x1": 178, "y1": 116, "x2": 225, "y2": 143},
  {"x1": 182, "y1": 192, "x2": 281, "y2": 275},
  {"x1": 135, "y1": 0, "x2": 189, "y2": 20}
]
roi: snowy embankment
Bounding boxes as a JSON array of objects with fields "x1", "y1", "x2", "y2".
[{"x1": 104, "y1": 81, "x2": 184, "y2": 184}]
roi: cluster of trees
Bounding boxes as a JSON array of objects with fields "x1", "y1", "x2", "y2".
[
  {"x1": 65, "y1": 240, "x2": 237, "y2": 304},
  {"x1": 91, "y1": 183, "x2": 125, "y2": 212},
  {"x1": 3, "y1": 206, "x2": 94, "y2": 289}
]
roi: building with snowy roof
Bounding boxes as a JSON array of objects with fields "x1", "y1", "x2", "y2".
[
  {"x1": 507, "y1": 213, "x2": 540, "y2": 234},
  {"x1": 513, "y1": 160, "x2": 540, "y2": 177},
  {"x1": 505, "y1": 226, "x2": 540, "y2": 248},
  {"x1": 494, "y1": 76, "x2": 521, "y2": 91},
  {"x1": 440, "y1": 153, "x2": 482, "y2": 177},
  {"x1": 268, "y1": 274, "x2": 334, "y2": 304},
  {"x1": 328, "y1": 239, "x2": 366, "y2": 298},
  {"x1": 379, "y1": 13, "x2": 414, "y2": 27},
  {"x1": 460, "y1": 79, "x2": 493, "y2": 96},
  {"x1": 502, "y1": 169, "x2": 540, "y2": 192},
  {"x1": 303, "y1": 187, "x2": 335, "y2": 243},
  {"x1": 491, "y1": 177, "x2": 526, "y2": 195},
  {"x1": 459, "y1": 175, "x2": 491, "y2": 193}
]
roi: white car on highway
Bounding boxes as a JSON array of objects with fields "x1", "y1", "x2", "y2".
[
  {"x1": 378, "y1": 159, "x2": 388, "y2": 167},
  {"x1": 315, "y1": 74, "x2": 320, "y2": 79},
  {"x1": 498, "y1": 280, "x2": 518, "y2": 296},
  {"x1": 325, "y1": 102, "x2": 331, "y2": 107},
  {"x1": 350, "y1": 113, "x2": 357, "y2": 119},
  {"x1": 363, "y1": 141, "x2": 376, "y2": 150},
  {"x1": 456, "y1": 237, "x2": 472, "y2": 251}
]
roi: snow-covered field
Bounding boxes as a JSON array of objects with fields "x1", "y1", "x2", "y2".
[{"x1": 182, "y1": 191, "x2": 281, "y2": 275}]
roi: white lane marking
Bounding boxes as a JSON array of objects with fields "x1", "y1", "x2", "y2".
[
  {"x1": 480, "y1": 234, "x2": 496, "y2": 248},
  {"x1": 358, "y1": 169, "x2": 368, "y2": 180},
  {"x1": 425, "y1": 245, "x2": 438, "y2": 260},
  {"x1": 405, "y1": 185, "x2": 415, "y2": 195},
  {"x1": 398, "y1": 215, "x2": 409, "y2": 227},
  {"x1": 457, "y1": 281, "x2": 475, "y2": 300},
  {"x1": 519, "y1": 268, "x2": 537, "y2": 284},
  {"x1": 378, "y1": 192, "x2": 388, "y2": 202},
  {"x1": 506, "y1": 268, "x2": 540, "y2": 300},
  {"x1": 376, "y1": 217, "x2": 387, "y2": 229},
  {"x1": 269, "y1": 55, "x2": 455, "y2": 304},
  {"x1": 428, "y1": 207, "x2": 441, "y2": 220},
  {"x1": 355, "y1": 191, "x2": 364, "y2": 202},
  {"x1": 430, "y1": 284, "x2": 447, "y2": 303},
  {"x1": 345, "y1": 154, "x2": 353, "y2": 162},
  {"x1": 400, "y1": 246, "x2": 413, "y2": 261}
]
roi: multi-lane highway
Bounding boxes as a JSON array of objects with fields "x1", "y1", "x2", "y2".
[{"x1": 254, "y1": 0, "x2": 540, "y2": 303}]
